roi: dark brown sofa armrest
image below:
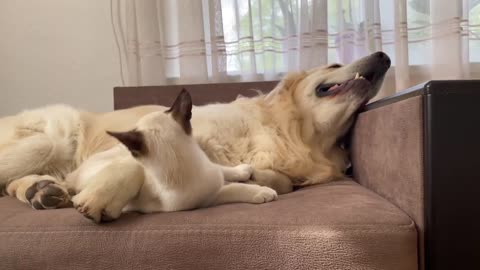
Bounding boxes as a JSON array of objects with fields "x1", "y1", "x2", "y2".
[
  {"x1": 350, "y1": 81, "x2": 480, "y2": 270},
  {"x1": 351, "y1": 85, "x2": 425, "y2": 240}
]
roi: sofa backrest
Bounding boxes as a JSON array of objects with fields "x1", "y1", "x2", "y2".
[{"x1": 114, "y1": 81, "x2": 278, "y2": 110}]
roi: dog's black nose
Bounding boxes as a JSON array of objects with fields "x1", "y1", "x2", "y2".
[{"x1": 372, "y1": 51, "x2": 391, "y2": 68}]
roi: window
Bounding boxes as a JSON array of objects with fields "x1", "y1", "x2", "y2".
[{"x1": 219, "y1": 0, "x2": 480, "y2": 75}]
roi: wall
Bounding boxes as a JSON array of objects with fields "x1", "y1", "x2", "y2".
[{"x1": 0, "y1": 0, "x2": 122, "y2": 116}]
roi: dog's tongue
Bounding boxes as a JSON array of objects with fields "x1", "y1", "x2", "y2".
[{"x1": 328, "y1": 84, "x2": 340, "y2": 91}]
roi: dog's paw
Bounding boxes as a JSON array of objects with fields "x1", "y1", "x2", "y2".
[
  {"x1": 71, "y1": 192, "x2": 123, "y2": 223},
  {"x1": 25, "y1": 180, "x2": 72, "y2": 210},
  {"x1": 252, "y1": 186, "x2": 278, "y2": 203},
  {"x1": 228, "y1": 164, "x2": 254, "y2": 182}
]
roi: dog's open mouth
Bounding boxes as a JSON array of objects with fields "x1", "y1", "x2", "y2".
[
  {"x1": 315, "y1": 73, "x2": 372, "y2": 98},
  {"x1": 328, "y1": 73, "x2": 370, "y2": 91},
  {"x1": 316, "y1": 52, "x2": 391, "y2": 100}
]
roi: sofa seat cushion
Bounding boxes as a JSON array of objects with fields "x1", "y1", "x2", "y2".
[{"x1": 0, "y1": 180, "x2": 417, "y2": 270}]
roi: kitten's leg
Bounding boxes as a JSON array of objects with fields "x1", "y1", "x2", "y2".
[
  {"x1": 219, "y1": 164, "x2": 253, "y2": 182},
  {"x1": 4, "y1": 174, "x2": 72, "y2": 209},
  {"x1": 69, "y1": 158, "x2": 144, "y2": 223},
  {"x1": 220, "y1": 165, "x2": 293, "y2": 194},
  {"x1": 249, "y1": 169, "x2": 293, "y2": 195},
  {"x1": 211, "y1": 183, "x2": 278, "y2": 206}
]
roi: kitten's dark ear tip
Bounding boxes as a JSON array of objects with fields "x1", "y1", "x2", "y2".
[
  {"x1": 180, "y1": 88, "x2": 191, "y2": 99},
  {"x1": 105, "y1": 130, "x2": 146, "y2": 157},
  {"x1": 166, "y1": 88, "x2": 193, "y2": 135},
  {"x1": 106, "y1": 131, "x2": 120, "y2": 139}
]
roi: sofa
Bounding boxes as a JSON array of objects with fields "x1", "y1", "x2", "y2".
[{"x1": 1, "y1": 80, "x2": 479, "y2": 269}]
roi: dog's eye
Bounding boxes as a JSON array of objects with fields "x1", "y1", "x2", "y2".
[
  {"x1": 327, "y1": 63, "x2": 342, "y2": 69},
  {"x1": 315, "y1": 84, "x2": 336, "y2": 97}
]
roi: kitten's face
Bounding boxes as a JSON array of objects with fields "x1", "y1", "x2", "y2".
[{"x1": 107, "y1": 89, "x2": 193, "y2": 163}]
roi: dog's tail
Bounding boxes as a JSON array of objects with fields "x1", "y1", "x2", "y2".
[{"x1": 0, "y1": 133, "x2": 57, "y2": 195}]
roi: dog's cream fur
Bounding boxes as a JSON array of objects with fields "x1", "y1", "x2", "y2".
[{"x1": 0, "y1": 52, "x2": 390, "y2": 217}]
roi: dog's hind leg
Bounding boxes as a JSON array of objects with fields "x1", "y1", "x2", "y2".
[
  {"x1": 4, "y1": 174, "x2": 73, "y2": 209},
  {"x1": 0, "y1": 133, "x2": 57, "y2": 188}
]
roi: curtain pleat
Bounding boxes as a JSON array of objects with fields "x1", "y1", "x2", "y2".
[{"x1": 115, "y1": 0, "x2": 480, "y2": 97}]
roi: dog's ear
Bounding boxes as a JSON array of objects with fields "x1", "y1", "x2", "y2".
[
  {"x1": 265, "y1": 71, "x2": 306, "y2": 102},
  {"x1": 166, "y1": 88, "x2": 192, "y2": 135},
  {"x1": 106, "y1": 130, "x2": 147, "y2": 157}
]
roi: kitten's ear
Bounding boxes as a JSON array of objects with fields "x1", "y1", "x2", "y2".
[
  {"x1": 166, "y1": 88, "x2": 192, "y2": 135},
  {"x1": 106, "y1": 130, "x2": 147, "y2": 157}
]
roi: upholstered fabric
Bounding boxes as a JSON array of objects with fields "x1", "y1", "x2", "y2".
[
  {"x1": 114, "y1": 81, "x2": 278, "y2": 110},
  {"x1": 351, "y1": 95, "x2": 424, "y2": 267},
  {"x1": 0, "y1": 180, "x2": 417, "y2": 270}
]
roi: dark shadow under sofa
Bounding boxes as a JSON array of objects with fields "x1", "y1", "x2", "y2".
[{"x1": 1, "y1": 81, "x2": 479, "y2": 270}]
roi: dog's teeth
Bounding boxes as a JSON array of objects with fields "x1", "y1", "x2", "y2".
[{"x1": 355, "y1": 72, "x2": 360, "y2": 79}]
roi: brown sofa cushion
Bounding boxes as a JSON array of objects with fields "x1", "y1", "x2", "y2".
[{"x1": 0, "y1": 180, "x2": 417, "y2": 270}]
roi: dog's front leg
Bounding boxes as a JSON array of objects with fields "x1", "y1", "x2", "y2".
[
  {"x1": 69, "y1": 159, "x2": 144, "y2": 223},
  {"x1": 211, "y1": 183, "x2": 278, "y2": 206}
]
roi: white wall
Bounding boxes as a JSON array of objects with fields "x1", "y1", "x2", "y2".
[{"x1": 0, "y1": 0, "x2": 122, "y2": 116}]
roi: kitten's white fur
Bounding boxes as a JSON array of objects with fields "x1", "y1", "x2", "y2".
[{"x1": 66, "y1": 91, "x2": 277, "y2": 222}]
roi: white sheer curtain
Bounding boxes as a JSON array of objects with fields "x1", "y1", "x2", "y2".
[{"x1": 112, "y1": 0, "x2": 480, "y2": 98}]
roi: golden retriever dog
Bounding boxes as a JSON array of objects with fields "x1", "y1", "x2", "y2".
[{"x1": 0, "y1": 51, "x2": 390, "y2": 215}]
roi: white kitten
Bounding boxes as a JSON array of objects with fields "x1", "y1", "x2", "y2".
[{"x1": 67, "y1": 89, "x2": 278, "y2": 223}]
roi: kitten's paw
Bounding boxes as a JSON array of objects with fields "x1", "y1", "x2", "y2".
[
  {"x1": 222, "y1": 164, "x2": 255, "y2": 182},
  {"x1": 252, "y1": 186, "x2": 278, "y2": 203},
  {"x1": 228, "y1": 164, "x2": 254, "y2": 182}
]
